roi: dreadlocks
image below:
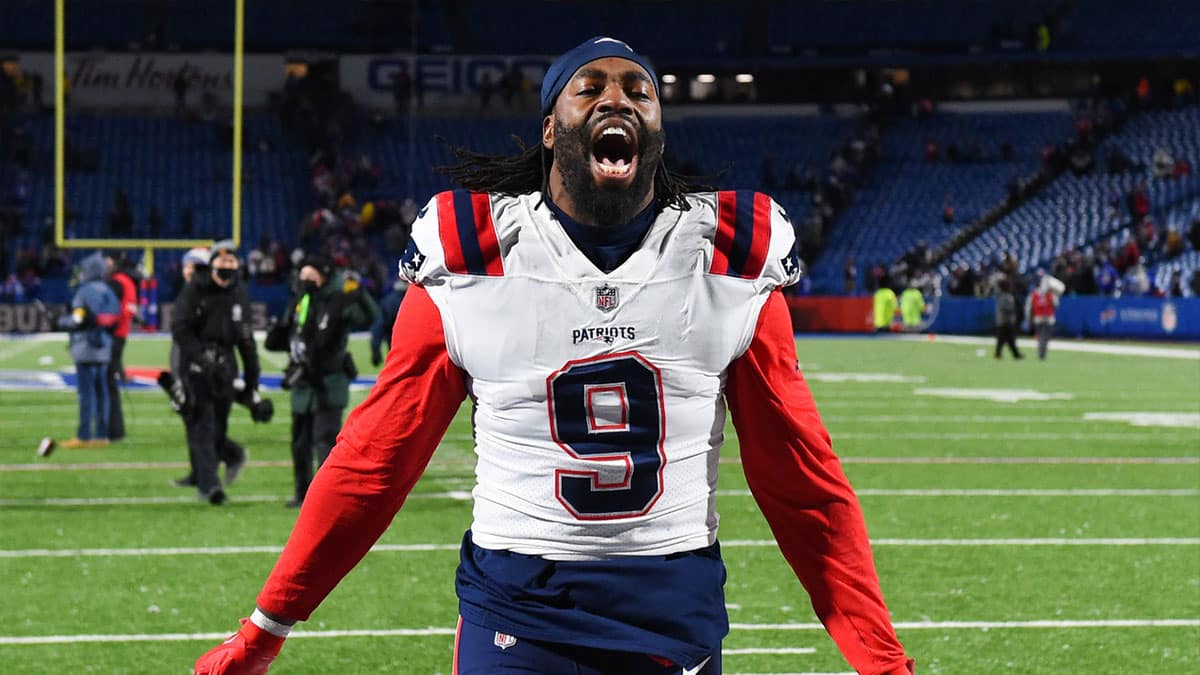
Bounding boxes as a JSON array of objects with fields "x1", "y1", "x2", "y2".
[{"x1": 434, "y1": 136, "x2": 709, "y2": 213}]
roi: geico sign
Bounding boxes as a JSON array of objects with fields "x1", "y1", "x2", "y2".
[{"x1": 365, "y1": 56, "x2": 553, "y2": 94}]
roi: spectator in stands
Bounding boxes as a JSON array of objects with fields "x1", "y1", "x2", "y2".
[
  {"x1": 181, "y1": 208, "x2": 194, "y2": 237},
  {"x1": 1106, "y1": 148, "x2": 1138, "y2": 175},
  {"x1": 1095, "y1": 254, "x2": 1120, "y2": 296},
  {"x1": 1123, "y1": 257, "x2": 1151, "y2": 296},
  {"x1": 1153, "y1": 146, "x2": 1175, "y2": 178},
  {"x1": 1115, "y1": 231, "x2": 1141, "y2": 273},
  {"x1": 941, "y1": 195, "x2": 955, "y2": 224},
  {"x1": 993, "y1": 277, "x2": 1023, "y2": 360},
  {"x1": 1163, "y1": 227, "x2": 1184, "y2": 258},
  {"x1": 843, "y1": 257, "x2": 857, "y2": 295},
  {"x1": 1068, "y1": 144, "x2": 1094, "y2": 175},
  {"x1": 2, "y1": 273, "x2": 24, "y2": 302},
  {"x1": 760, "y1": 155, "x2": 778, "y2": 190},
  {"x1": 1188, "y1": 217, "x2": 1200, "y2": 251},
  {"x1": 1128, "y1": 183, "x2": 1150, "y2": 219},
  {"x1": 107, "y1": 189, "x2": 134, "y2": 237},
  {"x1": 147, "y1": 206, "x2": 163, "y2": 238},
  {"x1": 1190, "y1": 271, "x2": 1200, "y2": 297},
  {"x1": 1166, "y1": 271, "x2": 1184, "y2": 298}
]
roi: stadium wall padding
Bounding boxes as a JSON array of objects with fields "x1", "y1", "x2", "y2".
[{"x1": 926, "y1": 297, "x2": 1200, "y2": 340}]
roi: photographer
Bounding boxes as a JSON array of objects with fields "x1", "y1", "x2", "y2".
[
  {"x1": 266, "y1": 256, "x2": 378, "y2": 508},
  {"x1": 167, "y1": 247, "x2": 256, "y2": 490},
  {"x1": 171, "y1": 241, "x2": 261, "y2": 505}
]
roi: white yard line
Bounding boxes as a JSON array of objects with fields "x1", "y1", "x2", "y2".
[
  {"x1": 720, "y1": 454, "x2": 1200, "y2": 466},
  {"x1": 2, "y1": 618, "x2": 1195, "y2": 646},
  {"x1": 724, "y1": 488, "x2": 1200, "y2": 497},
  {"x1": 723, "y1": 648, "x2": 817, "y2": 655},
  {"x1": 0, "y1": 339, "x2": 44, "y2": 362},
  {"x1": 6, "y1": 455, "x2": 1198, "y2": 474},
  {"x1": 4, "y1": 487, "x2": 1191, "y2": 508},
  {"x1": 733, "y1": 619, "x2": 1200, "y2": 630},
  {"x1": 835, "y1": 432, "x2": 1197, "y2": 441},
  {"x1": 897, "y1": 334, "x2": 1200, "y2": 360},
  {"x1": 0, "y1": 491, "x2": 473, "y2": 507},
  {"x1": 3, "y1": 538, "x2": 1196, "y2": 559}
]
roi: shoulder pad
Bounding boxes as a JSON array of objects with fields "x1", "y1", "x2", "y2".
[
  {"x1": 400, "y1": 190, "x2": 504, "y2": 285},
  {"x1": 707, "y1": 190, "x2": 801, "y2": 287}
]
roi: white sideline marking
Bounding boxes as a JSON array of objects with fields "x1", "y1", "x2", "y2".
[
  {"x1": 732, "y1": 619, "x2": 1200, "y2": 630},
  {"x1": 1084, "y1": 412, "x2": 1200, "y2": 429},
  {"x1": 805, "y1": 372, "x2": 925, "y2": 384},
  {"x1": 3, "y1": 538, "x2": 1196, "y2": 559},
  {"x1": 824, "y1": 415, "x2": 1087, "y2": 424},
  {"x1": 723, "y1": 647, "x2": 816, "y2": 655},
  {"x1": 6, "y1": 487, "x2": 1191, "y2": 508},
  {"x1": 898, "y1": 334, "x2": 1200, "y2": 360},
  {"x1": 0, "y1": 491, "x2": 474, "y2": 507},
  {"x1": 914, "y1": 388, "x2": 1074, "y2": 403},
  {"x1": 2, "y1": 618, "x2": 1196, "y2": 646},
  {"x1": 723, "y1": 488, "x2": 1200, "y2": 497}
]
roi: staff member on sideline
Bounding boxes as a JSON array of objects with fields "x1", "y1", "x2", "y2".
[
  {"x1": 266, "y1": 256, "x2": 379, "y2": 508},
  {"x1": 169, "y1": 247, "x2": 252, "y2": 489},
  {"x1": 171, "y1": 240, "x2": 260, "y2": 505},
  {"x1": 1026, "y1": 272, "x2": 1065, "y2": 360},
  {"x1": 57, "y1": 252, "x2": 121, "y2": 448},
  {"x1": 105, "y1": 253, "x2": 139, "y2": 441}
]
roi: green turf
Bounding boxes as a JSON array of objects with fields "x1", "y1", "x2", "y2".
[{"x1": 1, "y1": 335, "x2": 1198, "y2": 674}]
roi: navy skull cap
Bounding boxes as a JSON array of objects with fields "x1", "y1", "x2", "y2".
[{"x1": 540, "y1": 36, "x2": 659, "y2": 116}]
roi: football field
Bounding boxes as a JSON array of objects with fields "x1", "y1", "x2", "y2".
[{"x1": 1, "y1": 334, "x2": 1198, "y2": 674}]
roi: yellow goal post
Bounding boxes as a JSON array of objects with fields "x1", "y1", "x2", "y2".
[{"x1": 53, "y1": 0, "x2": 246, "y2": 276}]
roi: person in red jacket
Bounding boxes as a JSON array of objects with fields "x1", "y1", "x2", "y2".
[
  {"x1": 105, "y1": 253, "x2": 139, "y2": 441},
  {"x1": 195, "y1": 37, "x2": 912, "y2": 675},
  {"x1": 1025, "y1": 272, "x2": 1064, "y2": 360}
]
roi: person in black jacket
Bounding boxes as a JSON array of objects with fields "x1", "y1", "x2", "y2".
[
  {"x1": 265, "y1": 255, "x2": 378, "y2": 507},
  {"x1": 171, "y1": 240, "x2": 261, "y2": 505}
]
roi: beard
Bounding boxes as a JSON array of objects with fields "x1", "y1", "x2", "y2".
[{"x1": 553, "y1": 116, "x2": 665, "y2": 228}]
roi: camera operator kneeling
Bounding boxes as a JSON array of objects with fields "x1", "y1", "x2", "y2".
[{"x1": 266, "y1": 256, "x2": 379, "y2": 508}]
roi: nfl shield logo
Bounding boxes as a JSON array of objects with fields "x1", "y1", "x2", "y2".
[
  {"x1": 493, "y1": 632, "x2": 517, "y2": 650},
  {"x1": 594, "y1": 284, "x2": 619, "y2": 312}
]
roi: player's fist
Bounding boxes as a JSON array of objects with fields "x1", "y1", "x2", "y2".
[{"x1": 194, "y1": 618, "x2": 285, "y2": 675}]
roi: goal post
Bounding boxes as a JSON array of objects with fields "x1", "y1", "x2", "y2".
[{"x1": 53, "y1": 0, "x2": 246, "y2": 277}]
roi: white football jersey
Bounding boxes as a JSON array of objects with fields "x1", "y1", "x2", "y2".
[{"x1": 402, "y1": 190, "x2": 800, "y2": 560}]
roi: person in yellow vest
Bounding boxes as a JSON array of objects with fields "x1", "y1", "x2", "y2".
[
  {"x1": 899, "y1": 284, "x2": 925, "y2": 331},
  {"x1": 873, "y1": 286, "x2": 898, "y2": 332},
  {"x1": 1025, "y1": 272, "x2": 1065, "y2": 360}
]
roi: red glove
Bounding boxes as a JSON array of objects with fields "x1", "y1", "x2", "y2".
[{"x1": 194, "y1": 618, "x2": 285, "y2": 674}]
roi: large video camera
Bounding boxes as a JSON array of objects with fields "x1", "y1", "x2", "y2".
[{"x1": 157, "y1": 370, "x2": 274, "y2": 423}]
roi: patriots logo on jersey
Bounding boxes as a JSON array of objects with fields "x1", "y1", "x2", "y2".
[
  {"x1": 594, "y1": 284, "x2": 619, "y2": 312},
  {"x1": 399, "y1": 240, "x2": 427, "y2": 282}
]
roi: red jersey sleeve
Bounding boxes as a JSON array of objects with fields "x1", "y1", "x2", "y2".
[
  {"x1": 256, "y1": 285, "x2": 468, "y2": 620},
  {"x1": 726, "y1": 290, "x2": 913, "y2": 675}
]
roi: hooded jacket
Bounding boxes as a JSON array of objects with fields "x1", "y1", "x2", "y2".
[{"x1": 59, "y1": 253, "x2": 120, "y2": 363}]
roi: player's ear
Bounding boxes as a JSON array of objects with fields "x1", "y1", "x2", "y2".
[{"x1": 542, "y1": 114, "x2": 555, "y2": 151}]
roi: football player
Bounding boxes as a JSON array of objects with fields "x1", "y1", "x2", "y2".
[{"x1": 195, "y1": 37, "x2": 913, "y2": 674}]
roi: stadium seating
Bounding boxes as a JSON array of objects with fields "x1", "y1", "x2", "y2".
[
  {"x1": 948, "y1": 106, "x2": 1200, "y2": 274},
  {"x1": 808, "y1": 110, "x2": 1074, "y2": 291}
]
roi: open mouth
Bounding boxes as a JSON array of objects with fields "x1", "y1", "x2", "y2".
[{"x1": 590, "y1": 120, "x2": 638, "y2": 181}]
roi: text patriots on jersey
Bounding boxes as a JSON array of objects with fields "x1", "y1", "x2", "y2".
[{"x1": 572, "y1": 325, "x2": 637, "y2": 345}]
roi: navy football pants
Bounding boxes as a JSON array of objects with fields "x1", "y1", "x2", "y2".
[{"x1": 453, "y1": 616, "x2": 721, "y2": 675}]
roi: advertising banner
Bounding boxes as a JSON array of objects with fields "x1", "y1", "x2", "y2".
[
  {"x1": 339, "y1": 53, "x2": 555, "y2": 109},
  {"x1": 17, "y1": 52, "x2": 283, "y2": 108}
]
